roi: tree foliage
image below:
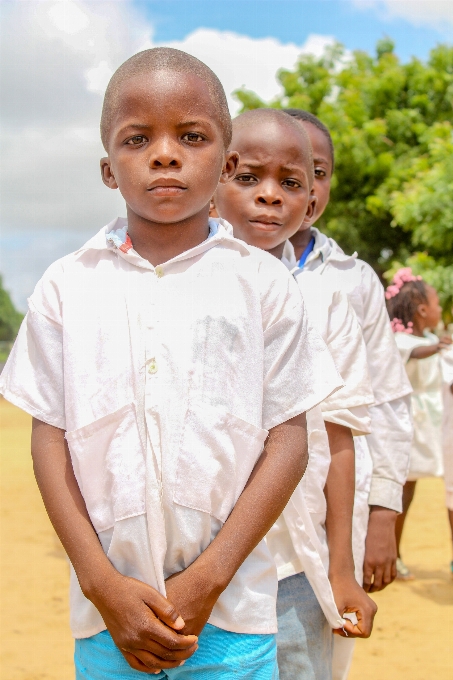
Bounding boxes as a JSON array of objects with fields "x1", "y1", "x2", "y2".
[
  {"x1": 234, "y1": 39, "x2": 453, "y2": 315},
  {"x1": 0, "y1": 276, "x2": 23, "y2": 342}
]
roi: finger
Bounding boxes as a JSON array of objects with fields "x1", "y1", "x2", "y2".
[
  {"x1": 362, "y1": 564, "x2": 373, "y2": 593},
  {"x1": 390, "y1": 558, "x2": 397, "y2": 582},
  {"x1": 381, "y1": 560, "x2": 395, "y2": 590},
  {"x1": 142, "y1": 587, "x2": 186, "y2": 630},
  {"x1": 144, "y1": 618, "x2": 198, "y2": 651},
  {"x1": 122, "y1": 649, "x2": 162, "y2": 674},
  {"x1": 139, "y1": 639, "x2": 198, "y2": 662},
  {"x1": 336, "y1": 619, "x2": 356, "y2": 637},
  {"x1": 134, "y1": 648, "x2": 191, "y2": 671},
  {"x1": 369, "y1": 565, "x2": 384, "y2": 592}
]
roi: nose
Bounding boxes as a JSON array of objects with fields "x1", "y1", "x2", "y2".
[
  {"x1": 255, "y1": 180, "x2": 283, "y2": 205},
  {"x1": 149, "y1": 136, "x2": 181, "y2": 169}
]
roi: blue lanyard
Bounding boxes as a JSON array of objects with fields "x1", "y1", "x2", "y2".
[{"x1": 298, "y1": 236, "x2": 315, "y2": 268}]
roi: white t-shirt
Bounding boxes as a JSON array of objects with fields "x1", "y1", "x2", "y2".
[{"x1": 0, "y1": 217, "x2": 342, "y2": 638}]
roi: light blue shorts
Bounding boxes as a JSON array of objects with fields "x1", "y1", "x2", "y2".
[
  {"x1": 75, "y1": 623, "x2": 278, "y2": 680},
  {"x1": 276, "y1": 572, "x2": 332, "y2": 680}
]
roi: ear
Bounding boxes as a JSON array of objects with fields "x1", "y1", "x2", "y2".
[
  {"x1": 209, "y1": 196, "x2": 219, "y2": 218},
  {"x1": 417, "y1": 302, "x2": 428, "y2": 318},
  {"x1": 301, "y1": 193, "x2": 318, "y2": 227},
  {"x1": 100, "y1": 157, "x2": 118, "y2": 189},
  {"x1": 219, "y1": 150, "x2": 239, "y2": 184}
]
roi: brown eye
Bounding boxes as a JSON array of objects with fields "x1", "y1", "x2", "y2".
[
  {"x1": 235, "y1": 174, "x2": 256, "y2": 183},
  {"x1": 314, "y1": 167, "x2": 327, "y2": 178},
  {"x1": 126, "y1": 135, "x2": 146, "y2": 145},
  {"x1": 183, "y1": 133, "x2": 204, "y2": 143},
  {"x1": 283, "y1": 179, "x2": 301, "y2": 188}
]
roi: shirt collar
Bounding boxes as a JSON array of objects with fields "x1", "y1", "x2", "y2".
[{"x1": 75, "y1": 217, "x2": 250, "y2": 269}]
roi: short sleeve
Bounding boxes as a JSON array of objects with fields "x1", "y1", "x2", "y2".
[
  {"x1": 0, "y1": 262, "x2": 66, "y2": 429},
  {"x1": 258, "y1": 257, "x2": 343, "y2": 431}
]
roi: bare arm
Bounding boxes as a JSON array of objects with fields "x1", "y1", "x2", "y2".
[
  {"x1": 166, "y1": 413, "x2": 308, "y2": 634},
  {"x1": 324, "y1": 422, "x2": 377, "y2": 638},
  {"x1": 31, "y1": 419, "x2": 198, "y2": 674},
  {"x1": 410, "y1": 336, "x2": 452, "y2": 359}
]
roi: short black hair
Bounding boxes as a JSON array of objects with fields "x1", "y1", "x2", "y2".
[
  {"x1": 284, "y1": 109, "x2": 335, "y2": 172},
  {"x1": 100, "y1": 48, "x2": 232, "y2": 150},
  {"x1": 232, "y1": 109, "x2": 314, "y2": 186}
]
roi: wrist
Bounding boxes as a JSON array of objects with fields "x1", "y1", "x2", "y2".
[
  {"x1": 194, "y1": 550, "x2": 233, "y2": 595},
  {"x1": 78, "y1": 561, "x2": 119, "y2": 604},
  {"x1": 369, "y1": 505, "x2": 398, "y2": 523}
]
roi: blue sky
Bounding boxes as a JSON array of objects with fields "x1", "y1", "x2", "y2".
[
  {"x1": 0, "y1": 0, "x2": 452, "y2": 310},
  {"x1": 136, "y1": 0, "x2": 451, "y2": 62}
]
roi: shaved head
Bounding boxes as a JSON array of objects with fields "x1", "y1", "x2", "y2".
[
  {"x1": 232, "y1": 109, "x2": 314, "y2": 185},
  {"x1": 101, "y1": 47, "x2": 232, "y2": 150}
]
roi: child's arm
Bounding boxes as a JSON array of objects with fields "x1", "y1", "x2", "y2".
[
  {"x1": 165, "y1": 412, "x2": 308, "y2": 636},
  {"x1": 31, "y1": 419, "x2": 198, "y2": 674},
  {"x1": 324, "y1": 422, "x2": 377, "y2": 638},
  {"x1": 410, "y1": 336, "x2": 452, "y2": 359}
]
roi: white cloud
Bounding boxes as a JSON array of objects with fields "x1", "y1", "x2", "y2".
[
  {"x1": 152, "y1": 29, "x2": 335, "y2": 115},
  {"x1": 349, "y1": 0, "x2": 453, "y2": 29},
  {"x1": 0, "y1": 0, "x2": 334, "y2": 309}
]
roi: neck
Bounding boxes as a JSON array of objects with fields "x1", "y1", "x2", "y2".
[
  {"x1": 266, "y1": 242, "x2": 286, "y2": 261},
  {"x1": 289, "y1": 227, "x2": 313, "y2": 261},
  {"x1": 411, "y1": 316, "x2": 426, "y2": 337},
  {"x1": 126, "y1": 206, "x2": 211, "y2": 266}
]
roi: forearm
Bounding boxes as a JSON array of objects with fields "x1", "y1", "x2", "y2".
[
  {"x1": 324, "y1": 422, "x2": 355, "y2": 577},
  {"x1": 410, "y1": 345, "x2": 439, "y2": 360},
  {"x1": 31, "y1": 418, "x2": 116, "y2": 596},
  {"x1": 196, "y1": 413, "x2": 308, "y2": 589}
]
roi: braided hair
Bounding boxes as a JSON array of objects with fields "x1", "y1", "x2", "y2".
[{"x1": 385, "y1": 268, "x2": 428, "y2": 333}]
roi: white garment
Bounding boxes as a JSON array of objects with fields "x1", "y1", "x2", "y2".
[
  {"x1": 267, "y1": 244, "x2": 374, "y2": 629},
  {"x1": 294, "y1": 229, "x2": 413, "y2": 512},
  {"x1": 332, "y1": 636, "x2": 355, "y2": 680},
  {"x1": 395, "y1": 331, "x2": 443, "y2": 480},
  {"x1": 0, "y1": 217, "x2": 343, "y2": 639},
  {"x1": 441, "y1": 346, "x2": 453, "y2": 509}
]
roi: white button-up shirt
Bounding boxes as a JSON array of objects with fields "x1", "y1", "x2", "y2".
[
  {"x1": 266, "y1": 242, "x2": 374, "y2": 627},
  {"x1": 0, "y1": 218, "x2": 342, "y2": 638},
  {"x1": 294, "y1": 229, "x2": 413, "y2": 513}
]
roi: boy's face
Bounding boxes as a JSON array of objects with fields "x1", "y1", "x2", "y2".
[
  {"x1": 213, "y1": 119, "x2": 315, "y2": 254},
  {"x1": 298, "y1": 120, "x2": 333, "y2": 230},
  {"x1": 101, "y1": 71, "x2": 236, "y2": 225}
]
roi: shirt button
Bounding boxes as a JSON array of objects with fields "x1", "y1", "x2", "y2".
[
  {"x1": 155, "y1": 266, "x2": 164, "y2": 278},
  {"x1": 148, "y1": 359, "x2": 158, "y2": 374}
]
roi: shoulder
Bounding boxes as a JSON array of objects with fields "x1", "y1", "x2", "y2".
[{"x1": 29, "y1": 227, "x2": 115, "y2": 320}]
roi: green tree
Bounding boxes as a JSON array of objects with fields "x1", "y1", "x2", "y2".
[
  {"x1": 234, "y1": 39, "x2": 453, "y2": 314},
  {"x1": 0, "y1": 275, "x2": 23, "y2": 342}
]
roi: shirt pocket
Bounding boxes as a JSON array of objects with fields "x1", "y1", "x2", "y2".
[
  {"x1": 66, "y1": 403, "x2": 145, "y2": 534},
  {"x1": 173, "y1": 403, "x2": 268, "y2": 523}
]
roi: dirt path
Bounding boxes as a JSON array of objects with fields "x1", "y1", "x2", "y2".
[{"x1": 1, "y1": 400, "x2": 452, "y2": 679}]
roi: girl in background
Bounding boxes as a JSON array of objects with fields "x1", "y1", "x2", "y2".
[{"x1": 386, "y1": 268, "x2": 452, "y2": 579}]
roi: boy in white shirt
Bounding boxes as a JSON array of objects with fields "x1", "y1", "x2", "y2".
[
  {"x1": 211, "y1": 108, "x2": 377, "y2": 680},
  {"x1": 285, "y1": 109, "x2": 413, "y2": 679},
  {"x1": 0, "y1": 51, "x2": 342, "y2": 679}
]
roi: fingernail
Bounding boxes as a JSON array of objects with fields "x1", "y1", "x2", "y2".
[
  {"x1": 179, "y1": 661, "x2": 185, "y2": 666},
  {"x1": 175, "y1": 616, "x2": 185, "y2": 628}
]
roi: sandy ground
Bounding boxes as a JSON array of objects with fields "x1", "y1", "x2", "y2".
[{"x1": 1, "y1": 399, "x2": 452, "y2": 679}]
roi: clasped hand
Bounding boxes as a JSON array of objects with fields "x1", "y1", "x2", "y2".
[{"x1": 92, "y1": 562, "x2": 220, "y2": 674}]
